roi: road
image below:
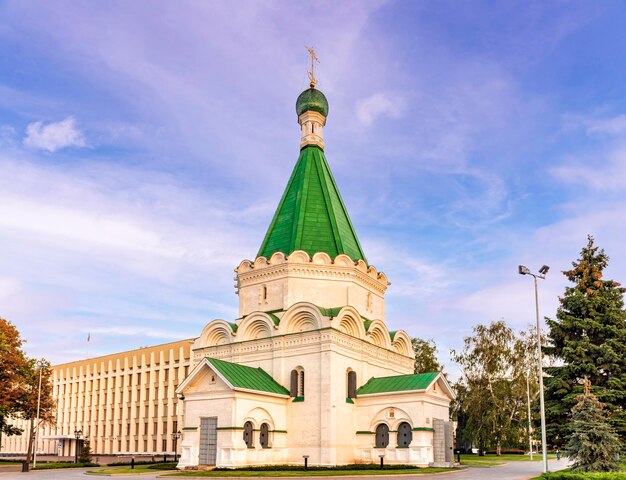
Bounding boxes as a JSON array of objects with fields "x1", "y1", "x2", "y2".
[{"x1": 0, "y1": 459, "x2": 569, "y2": 480}]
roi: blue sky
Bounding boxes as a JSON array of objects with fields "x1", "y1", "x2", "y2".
[{"x1": 1, "y1": 1, "x2": 626, "y2": 373}]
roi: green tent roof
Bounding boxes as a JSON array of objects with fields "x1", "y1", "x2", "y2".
[
  {"x1": 257, "y1": 145, "x2": 366, "y2": 262},
  {"x1": 356, "y1": 372, "x2": 439, "y2": 395},
  {"x1": 206, "y1": 357, "x2": 289, "y2": 396}
]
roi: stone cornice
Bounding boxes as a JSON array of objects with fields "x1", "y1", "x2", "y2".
[
  {"x1": 193, "y1": 327, "x2": 412, "y2": 372},
  {"x1": 238, "y1": 262, "x2": 388, "y2": 295}
]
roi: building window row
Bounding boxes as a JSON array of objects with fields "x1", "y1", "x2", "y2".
[
  {"x1": 243, "y1": 421, "x2": 270, "y2": 449},
  {"x1": 374, "y1": 422, "x2": 413, "y2": 448}
]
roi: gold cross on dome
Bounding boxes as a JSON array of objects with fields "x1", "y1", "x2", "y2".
[{"x1": 306, "y1": 46, "x2": 319, "y2": 88}]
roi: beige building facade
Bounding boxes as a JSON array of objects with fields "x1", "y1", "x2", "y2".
[{"x1": 2, "y1": 340, "x2": 191, "y2": 458}]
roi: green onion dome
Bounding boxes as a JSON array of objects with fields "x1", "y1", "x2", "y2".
[{"x1": 296, "y1": 88, "x2": 329, "y2": 117}]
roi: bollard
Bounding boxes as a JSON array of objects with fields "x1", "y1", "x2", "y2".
[
  {"x1": 379, "y1": 455, "x2": 384, "y2": 470},
  {"x1": 131, "y1": 458, "x2": 135, "y2": 469},
  {"x1": 163, "y1": 453, "x2": 167, "y2": 463},
  {"x1": 303, "y1": 455, "x2": 309, "y2": 470},
  {"x1": 457, "y1": 450, "x2": 461, "y2": 464}
]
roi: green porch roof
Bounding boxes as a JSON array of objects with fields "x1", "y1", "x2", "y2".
[
  {"x1": 356, "y1": 372, "x2": 439, "y2": 395},
  {"x1": 257, "y1": 145, "x2": 366, "y2": 262},
  {"x1": 206, "y1": 357, "x2": 289, "y2": 396}
]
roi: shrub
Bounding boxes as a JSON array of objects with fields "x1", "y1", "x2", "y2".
[
  {"x1": 540, "y1": 473, "x2": 626, "y2": 480},
  {"x1": 213, "y1": 464, "x2": 423, "y2": 471},
  {"x1": 33, "y1": 462, "x2": 99, "y2": 470}
]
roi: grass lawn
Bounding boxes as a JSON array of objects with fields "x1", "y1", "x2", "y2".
[
  {"x1": 163, "y1": 468, "x2": 451, "y2": 477},
  {"x1": 88, "y1": 463, "x2": 177, "y2": 475},
  {"x1": 34, "y1": 462, "x2": 99, "y2": 470},
  {"x1": 459, "y1": 453, "x2": 557, "y2": 467}
]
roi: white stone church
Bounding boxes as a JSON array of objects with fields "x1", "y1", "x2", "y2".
[{"x1": 175, "y1": 84, "x2": 454, "y2": 469}]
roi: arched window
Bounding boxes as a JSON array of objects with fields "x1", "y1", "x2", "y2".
[
  {"x1": 259, "y1": 423, "x2": 269, "y2": 448},
  {"x1": 243, "y1": 421, "x2": 254, "y2": 448},
  {"x1": 290, "y1": 368, "x2": 305, "y2": 398},
  {"x1": 397, "y1": 422, "x2": 412, "y2": 448},
  {"x1": 347, "y1": 370, "x2": 357, "y2": 399},
  {"x1": 375, "y1": 423, "x2": 389, "y2": 448}
]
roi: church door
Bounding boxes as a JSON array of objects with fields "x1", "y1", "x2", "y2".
[{"x1": 199, "y1": 417, "x2": 217, "y2": 465}]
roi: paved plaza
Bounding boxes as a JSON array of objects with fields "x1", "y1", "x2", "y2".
[{"x1": 0, "y1": 458, "x2": 569, "y2": 480}]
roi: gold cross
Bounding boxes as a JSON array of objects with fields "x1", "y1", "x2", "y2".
[{"x1": 306, "y1": 46, "x2": 319, "y2": 88}]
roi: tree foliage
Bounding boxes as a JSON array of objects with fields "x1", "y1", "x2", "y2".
[
  {"x1": 544, "y1": 236, "x2": 626, "y2": 446},
  {"x1": 565, "y1": 380, "x2": 621, "y2": 472},
  {"x1": 0, "y1": 317, "x2": 31, "y2": 436},
  {"x1": 0, "y1": 317, "x2": 55, "y2": 462},
  {"x1": 452, "y1": 320, "x2": 538, "y2": 454},
  {"x1": 411, "y1": 337, "x2": 442, "y2": 373}
]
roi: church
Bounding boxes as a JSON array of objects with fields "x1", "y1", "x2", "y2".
[{"x1": 175, "y1": 78, "x2": 455, "y2": 468}]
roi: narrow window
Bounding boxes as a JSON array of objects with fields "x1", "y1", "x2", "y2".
[
  {"x1": 397, "y1": 422, "x2": 412, "y2": 448},
  {"x1": 243, "y1": 421, "x2": 254, "y2": 448},
  {"x1": 347, "y1": 371, "x2": 357, "y2": 399},
  {"x1": 298, "y1": 370, "x2": 305, "y2": 397},
  {"x1": 290, "y1": 370, "x2": 298, "y2": 397},
  {"x1": 375, "y1": 423, "x2": 389, "y2": 448},
  {"x1": 259, "y1": 285, "x2": 267, "y2": 303},
  {"x1": 260, "y1": 423, "x2": 269, "y2": 448}
]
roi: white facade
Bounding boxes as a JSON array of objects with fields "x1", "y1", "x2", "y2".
[{"x1": 177, "y1": 251, "x2": 453, "y2": 468}]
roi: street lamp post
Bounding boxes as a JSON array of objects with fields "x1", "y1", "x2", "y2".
[
  {"x1": 32, "y1": 359, "x2": 45, "y2": 469},
  {"x1": 526, "y1": 369, "x2": 533, "y2": 460},
  {"x1": 74, "y1": 427, "x2": 82, "y2": 464},
  {"x1": 519, "y1": 264, "x2": 549, "y2": 473},
  {"x1": 171, "y1": 430, "x2": 181, "y2": 462}
]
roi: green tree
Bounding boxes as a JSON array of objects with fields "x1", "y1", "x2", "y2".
[
  {"x1": 544, "y1": 236, "x2": 626, "y2": 445},
  {"x1": 78, "y1": 440, "x2": 93, "y2": 464},
  {"x1": 565, "y1": 379, "x2": 621, "y2": 472},
  {"x1": 411, "y1": 337, "x2": 442, "y2": 373},
  {"x1": 452, "y1": 320, "x2": 538, "y2": 454},
  {"x1": 0, "y1": 318, "x2": 55, "y2": 462},
  {"x1": 0, "y1": 318, "x2": 31, "y2": 437}
]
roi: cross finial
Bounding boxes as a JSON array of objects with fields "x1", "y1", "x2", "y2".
[{"x1": 306, "y1": 46, "x2": 319, "y2": 88}]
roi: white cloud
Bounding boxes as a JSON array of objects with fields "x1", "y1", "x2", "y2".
[
  {"x1": 356, "y1": 93, "x2": 403, "y2": 127},
  {"x1": 23, "y1": 116, "x2": 86, "y2": 152},
  {"x1": 551, "y1": 145, "x2": 626, "y2": 191},
  {"x1": 585, "y1": 114, "x2": 626, "y2": 136}
]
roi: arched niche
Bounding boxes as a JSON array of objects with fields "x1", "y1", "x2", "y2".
[
  {"x1": 287, "y1": 250, "x2": 310, "y2": 263},
  {"x1": 334, "y1": 254, "x2": 354, "y2": 267},
  {"x1": 391, "y1": 330, "x2": 413, "y2": 357},
  {"x1": 253, "y1": 256, "x2": 268, "y2": 269},
  {"x1": 278, "y1": 303, "x2": 322, "y2": 335},
  {"x1": 332, "y1": 306, "x2": 366, "y2": 339},
  {"x1": 366, "y1": 320, "x2": 392, "y2": 350},
  {"x1": 269, "y1": 251, "x2": 286, "y2": 265},
  {"x1": 198, "y1": 320, "x2": 235, "y2": 348},
  {"x1": 312, "y1": 252, "x2": 332, "y2": 265},
  {"x1": 236, "y1": 259, "x2": 253, "y2": 273},
  {"x1": 237, "y1": 313, "x2": 275, "y2": 341}
]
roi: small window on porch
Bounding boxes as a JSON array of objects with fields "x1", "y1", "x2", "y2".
[
  {"x1": 243, "y1": 421, "x2": 254, "y2": 448},
  {"x1": 375, "y1": 423, "x2": 389, "y2": 448},
  {"x1": 259, "y1": 423, "x2": 270, "y2": 448},
  {"x1": 397, "y1": 422, "x2": 412, "y2": 448}
]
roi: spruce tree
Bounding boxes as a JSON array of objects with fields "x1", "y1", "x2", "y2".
[
  {"x1": 544, "y1": 236, "x2": 626, "y2": 445},
  {"x1": 565, "y1": 379, "x2": 621, "y2": 472}
]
